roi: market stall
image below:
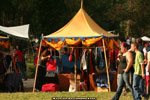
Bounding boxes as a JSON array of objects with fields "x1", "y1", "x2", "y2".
[
  {"x1": 0, "y1": 24, "x2": 30, "y2": 92},
  {"x1": 33, "y1": 0, "x2": 119, "y2": 92}
]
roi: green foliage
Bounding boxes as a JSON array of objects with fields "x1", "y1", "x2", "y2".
[{"x1": 0, "y1": 0, "x2": 150, "y2": 41}]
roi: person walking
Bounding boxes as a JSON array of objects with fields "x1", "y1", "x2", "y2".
[
  {"x1": 131, "y1": 42, "x2": 149, "y2": 100},
  {"x1": 111, "y1": 42, "x2": 134, "y2": 100}
]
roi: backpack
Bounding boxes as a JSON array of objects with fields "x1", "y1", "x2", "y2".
[{"x1": 42, "y1": 83, "x2": 59, "y2": 92}]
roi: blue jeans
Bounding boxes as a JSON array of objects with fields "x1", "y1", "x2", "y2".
[
  {"x1": 16, "y1": 62, "x2": 27, "y2": 80},
  {"x1": 112, "y1": 72, "x2": 134, "y2": 100},
  {"x1": 133, "y1": 74, "x2": 147, "y2": 100}
]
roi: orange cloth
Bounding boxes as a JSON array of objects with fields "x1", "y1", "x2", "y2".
[
  {"x1": 65, "y1": 38, "x2": 81, "y2": 46},
  {"x1": 113, "y1": 39, "x2": 120, "y2": 48},
  {"x1": 108, "y1": 39, "x2": 114, "y2": 49},
  {"x1": 96, "y1": 39, "x2": 103, "y2": 47},
  {"x1": 0, "y1": 41, "x2": 10, "y2": 48},
  {"x1": 82, "y1": 37, "x2": 102, "y2": 46},
  {"x1": 45, "y1": 40, "x2": 65, "y2": 51},
  {"x1": 104, "y1": 39, "x2": 109, "y2": 48}
]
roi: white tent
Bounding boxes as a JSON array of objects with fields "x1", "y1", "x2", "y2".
[
  {"x1": 0, "y1": 24, "x2": 29, "y2": 39},
  {"x1": 141, "y1": 36, "x2": 150, "y2": 41}
]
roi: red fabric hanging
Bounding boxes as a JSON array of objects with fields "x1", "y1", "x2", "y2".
[{"x1": 69, "y1": 47, "x2": 74, "y2": 62}]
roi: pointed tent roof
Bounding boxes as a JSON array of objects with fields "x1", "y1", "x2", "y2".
[{"x1": 44, "y1": 8, "x2": 118, "y2": 39}]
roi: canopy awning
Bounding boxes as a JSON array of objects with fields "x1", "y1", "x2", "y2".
[
  {"x1": 0, "y1": 24, "x2": 29, "y2": 39},
  {"x1": 43, "y1": 8, "x2": 118, "y2": 39},
  {"x1": 41, "y1": 6, "x2": 119, "y2": 51},
  {"x1": 141, "y1": 36, "x2": 150, "y2": 41}
]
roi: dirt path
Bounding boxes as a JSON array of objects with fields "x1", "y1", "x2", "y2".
[{"x1": 23, "y1": 79, "x2": 34, "y2": 92}]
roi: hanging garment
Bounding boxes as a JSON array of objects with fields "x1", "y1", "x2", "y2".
[
  {"x1": 95, "y1": 47, "x2": 105, "y2": 70},
  {"x1": 109, "y1": 49, "x2": 119, "y2": 71},
  {"x1": 80, "y1": 50, "x2": 87, "y2": 71},
  {"x1": 90, "y1": 51, "x2": 95, "y2": 73},
  {"x1": 85, "y1": 51, "x2": 91, "y2": 90},
  {"x1": 85, "y1": 50, "x2": 95, "y2": 73},
  {"x1": 69, "y1": 47, "x2": 75, "y2": 62}
]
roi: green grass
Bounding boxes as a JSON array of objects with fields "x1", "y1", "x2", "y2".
[
  {"x1": 0, "y1": 92, "x2": 134, "y2": 100},
  {"x1": 9, "y1": 58, "x2": 134, "y2": 100},
  {"x1": 26, "y1": 62, "x2": 35, "y2": 78},
  {"x1": 23, "y1": 61, "x2": 134, "y2": 100}
]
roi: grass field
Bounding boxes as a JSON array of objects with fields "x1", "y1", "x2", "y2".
[
  {"x1": 23, "y1": 62, "x2": 134, "y2": 100},
  {"x1": 0, "y1": 60, "x2": 135, "y2": 100},
  {"x1": 0, "y1": 92, "x2": 134, "y2": 100}
]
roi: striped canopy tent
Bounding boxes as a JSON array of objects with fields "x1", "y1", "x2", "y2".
[
  {"x1": 42, "y1": 1, "x2": 119, "y2": 50},
  {"x1": 34, "y1": 0, "x2": 120, "y2": 92}
]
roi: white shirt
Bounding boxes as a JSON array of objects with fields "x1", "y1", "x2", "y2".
[
  {"x1": 143, "y1": 47, "x2": 147, "y2": 56},
  {"x1": 126, "y1": 39, "x2": 130, "y2": 45}
]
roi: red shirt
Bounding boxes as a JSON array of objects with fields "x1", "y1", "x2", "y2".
[
  {"x1": 14, "y1": 50, "x2": 23, "y2": 62},
  {"x1": 46, "y1": 58, "x2": 57, "y2": 71}
]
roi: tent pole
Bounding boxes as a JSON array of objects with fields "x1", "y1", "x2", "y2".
[
  {"x1": 102, "y1": 38, "x2": 111, "y2": 92},
  {"x1": 81, "y1": 0, "x2": 83, "y2": 9},
  {"x1": 74, "y1": 48, "x2": 77, "y2": 91},
  {"x1": 33, "y1": 34, "x2": 43, "y2": 93}
]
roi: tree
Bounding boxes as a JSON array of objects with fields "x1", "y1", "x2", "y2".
[{"x1": 0, "y1": 0, "x2": 150, "y2": 41}]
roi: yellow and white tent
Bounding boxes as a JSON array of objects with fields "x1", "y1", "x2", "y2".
[
  {"x1": 35, "y1": 0, "x2": 119, "y2": 92},
  {"x1": 42, "y1": 7, "x2": 118, "y2": 50},
  {"x1": 44, "y1": 8, "x2": 117, "y2": 38}
]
